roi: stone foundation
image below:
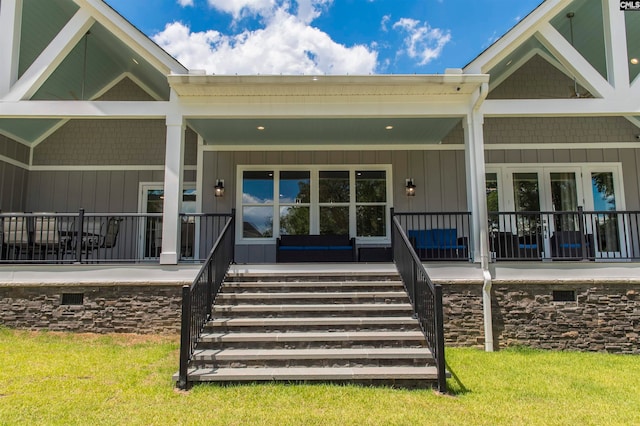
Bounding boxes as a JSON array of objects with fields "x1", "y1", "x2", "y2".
[
  {"x1": 0, "y1": 284, "x2": 182, "y2": 334},
  {"x1": 443, "y1": 283, "x2": 640, "y2": 354},
  {"x1": 1, "y1": 281, "x2": 639, "y2": 353}
]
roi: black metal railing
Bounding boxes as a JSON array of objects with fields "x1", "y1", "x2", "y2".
[
  {"x1": 391, "y1": 210, "x2": 447, "y2": 393},
  {"x1": 490, "y1": 208, "x2": 640, "y2": 261},
  {"x1": 392, "y1": 212, "x2": 472, "y2": 261},
  {"x1": 0, "y1": 210, "x2": 233, "y2": 264},
  {"x1": 178, "y1": 211, "x2": 235, "y2": 390}
]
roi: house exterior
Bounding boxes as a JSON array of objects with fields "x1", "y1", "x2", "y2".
[{"x1": 1, "y1": 0, "x2": 639, "y2": 353}]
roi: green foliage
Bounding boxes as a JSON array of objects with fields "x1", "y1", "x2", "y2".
[{"x1": 1, "y1": 331, "x2": 639, "y2": 425}]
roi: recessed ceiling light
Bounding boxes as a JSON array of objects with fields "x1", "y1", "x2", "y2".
[
  {"x1": 257, "y1": 126, "x2": 265, "y2": 130},
  {"x1": 385, "y1": 125, "x2": 394, "y2": 130},
  {"x1": 631, "y1": 58, "x2": 639, "y2": 65}
]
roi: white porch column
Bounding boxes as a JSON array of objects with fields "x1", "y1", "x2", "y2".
[
  {"x1": 0, "y1": 0, "x2": 22, "y2": 97},
  {"x1": 462, "y1": 110, "x2": 490, "y2": 266},
  {"x1": 160, "y1": 111, "x2": 186, "y2": 265},
  {"x1": 602, "y1": 0, "x2": 630, "y2": 90}
]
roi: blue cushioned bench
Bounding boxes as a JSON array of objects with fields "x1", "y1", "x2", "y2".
[
  {"x1": 276, "y1": 234, "x2": 356, "y2": 262},
  {"x1": 407, "y1": 229, "x2": 468, "y2": 260}
]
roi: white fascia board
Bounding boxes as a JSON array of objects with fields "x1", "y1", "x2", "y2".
[
  {"x1": 602, "y1": 0, "x2": 630, "y2": 90},
  {"x1": 626, "y1": 116, "x2": 640, "y2": 130},
  {"x1": 482, "y1": 98, "x2": 640, "y2": 117},
  {"x1": 0, "y1": 0, "x2": 22, "y2": 97},
  {"x1": 0, "y1": 100, "x2": 170, "y2": 118},
  {"x1": 177, "y1": 99, "x2": 471, "y2": 118},
  {"x1": 465, "y1": 0, "x2": 570, "y2": 74},
  {"x1": 73, "y1": 0, "x2": 187, "y2": 75},
  {"x1": 3, "y1": 9, "x2": 95, "y2": 102},
  {"x1": 535, "y1": 23, "x2": 615, "y2": 99}
]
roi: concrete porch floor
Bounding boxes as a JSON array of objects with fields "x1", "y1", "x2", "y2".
[{"x1": 0, "y1": 261, "x2": 639, "y2": 286}]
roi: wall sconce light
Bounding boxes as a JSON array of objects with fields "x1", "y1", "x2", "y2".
[
  {"x1": 405, "y1": 178, "x2": 416, "y2": 197},
  {"x1": 214, "y1": 179, "x2": 225, "y2": 197}
]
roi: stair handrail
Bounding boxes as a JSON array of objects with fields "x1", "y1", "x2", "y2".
[
  {"x1": 391, "y1": 209, "x2": 447, "y2": 393},
  {"x1": 178, "y1": 210, "x2": 235, "y2": 390}
]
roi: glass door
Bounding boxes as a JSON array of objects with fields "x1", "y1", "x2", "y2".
[
  {"x1": 511, "y1": 172, "x2": 543, "y2": 258},
  {"x1": 587, "y1": 172, "x2": 623, "y2": 257},
  {"x1": 139, "y1": 185, "x2": 197, "y2": 259}
]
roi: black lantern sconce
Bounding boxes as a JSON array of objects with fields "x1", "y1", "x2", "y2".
[
  {"x1": 405, "y1": 178, "x2": 416, "y2": 197},
  {"x1": 214, "y1": 179, "x2": 225, "y2": 197}
]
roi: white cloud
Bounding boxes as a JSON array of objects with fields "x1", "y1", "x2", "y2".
[
  {"x1": 207, "y1": 0, "x2": 276, "y2": 20},
  {"x1": 380, "y1": 15, "x2": 390, "y2": 32},
  {"x1": 177, "y1": 0, "x2": 194, "y2": 6},
  {"x1": 392, "y1": 18, "x2": 451, "y2": 66},
  {"x1": 153, "y1": 4, "x2": 377, "y2": 75}
]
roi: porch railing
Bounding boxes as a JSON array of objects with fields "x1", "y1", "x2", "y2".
[
  {"x1": 178, "y1": 211, "x2": 235, "y2": 390},
  {"x1": 392, "y1": 211, "x2": 472, "y2": 261},
  {"x1": 0, "y1": 210, "x2": 233, "y2": 264},
  {"x1": 391, "y1": 210, "x2": 447, "y2": 393},
  {"x1": 490, "y1": 209, "x2": 640, "y2": 261}
]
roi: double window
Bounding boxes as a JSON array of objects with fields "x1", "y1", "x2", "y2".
[{"x1": 239, "y1": 166, "x2": 391, "y2": 242}]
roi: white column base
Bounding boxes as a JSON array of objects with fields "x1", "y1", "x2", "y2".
[{"x1": 160, "y1": 252, "x2": 179, "y2": 265}]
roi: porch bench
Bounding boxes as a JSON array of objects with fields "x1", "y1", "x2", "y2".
[
  {"x1": 408, "y1": 229, "x2": 468, "y2": 260},
  {"x1": 276, "y1": 235, "x2": 356, "y2": 262}
]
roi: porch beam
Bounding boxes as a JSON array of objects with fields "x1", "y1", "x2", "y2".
[
  {"x1": 535, "y1": 23, "x2": 615, "y2": 99},
  {"x1": 482, "y1": 98, "x2": 640, "y2": 116},
  {"x1": 602, "y1": 0, "x2": 630, "y2": 91},
  {"x1": 160, "y1": 108, "x2": 186, "y2": 265},
  {"x1": 0, "y1": 0, "x2": 22, "y2": 98},
  {"x1": 177, "y1": 99, "x2": 471, "y2": 118},
  {"x1": 0, "y1": 101, "x2": 170, "y2": 118},
  {"x1": 3, "y1": 9, "x2": 95, "y2": 101}
]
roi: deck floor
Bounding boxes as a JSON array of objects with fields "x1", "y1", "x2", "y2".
[{"x1": 0, "y1": 261, "x2": 638, "y2": 286}]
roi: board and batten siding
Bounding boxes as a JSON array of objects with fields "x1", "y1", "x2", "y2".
[
  {"x1": 0, "y1": 134, "x2": 30, "y2": 212},
  {"x1": 201, "y1": 149, "x2": 469, "y2": 263},
  {"x1": 26, "y1": 170, "x2": 196, "y2": 213}
]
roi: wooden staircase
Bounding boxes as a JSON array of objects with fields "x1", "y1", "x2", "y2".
[{"x1": 175, "y1": 271, "x2": 442, "y2": 387}]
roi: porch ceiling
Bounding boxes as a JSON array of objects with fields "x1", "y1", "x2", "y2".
[{"x1": 187, "y1": 117, "x2": 462, "y2": 146}]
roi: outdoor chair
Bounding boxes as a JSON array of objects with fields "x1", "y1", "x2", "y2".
[
  {"x1": 32, "y1": 214, "x2": 62, "y2": 261},
  {"x1": 1, "y1": 215, "x2": 30, "y2": 260}
]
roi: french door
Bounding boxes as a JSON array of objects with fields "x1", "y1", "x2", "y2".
[{"x1": 490, "y1": 164, "x2": 624, "y2": 259}]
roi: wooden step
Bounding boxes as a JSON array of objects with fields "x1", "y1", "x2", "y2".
[
  {"x1": 213, "y1": 303, "x2": 413, "y2": 317},
  {"x1": 177, "y1": 366, "x2": 440, "y2": 382},
  {"x1": 215, "y1": 291, "x2": 409, "y2": 304}
]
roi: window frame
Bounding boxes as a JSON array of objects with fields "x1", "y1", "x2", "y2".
[{"x1": 236, "y1": 165, "x2": 393, "y2": 244}]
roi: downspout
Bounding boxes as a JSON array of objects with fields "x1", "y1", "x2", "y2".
[{"x1": 472, "y1": 82, "x2": 494, "y2": 352}]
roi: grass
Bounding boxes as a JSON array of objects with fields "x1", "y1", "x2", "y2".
[{"x1": 1, "y1": 327, "x2": 639, "y2": 426}]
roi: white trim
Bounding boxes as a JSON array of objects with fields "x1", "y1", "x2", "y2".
[
  {"x1": 0, "y1": 0, "x2": 22, "y2": 97},
  {"x1": 0, "y1": 100, "x2": 171, "y2": 118},
  {"x1": 72, "y1": 0, "x2": 187, "y2": 75},
  {"x1": 201, "y1": 144, "x2": 465, "y2": 152},
  {"x1": 535, "y1": 23, "x2": 615, "y2": 99},
  {"x1": 465, "y1": 0, "x2": 569, "y2": 74},
  {"x1": 93, "y1": 72, "x2": 164, "y2": 102},
  {"x1": 484, "y1": 142, "x2": 640, "y2": 150},
  {"x1": 602, "y1": 0, "x2": 631, "y2": 90},
  {"x1": 30, "y1": 165, "x2": 197, "y2": 172},
  {"x1": 30, "y1": 120, "x2": 69, "y2": 149},
  {"x1": 0, "y1": 153, "x2": 29, "y2": 170},
  {"x1": 3, "y1": 9, "x2": 95, "y2": 101},
  {"x1": 482, "y1": 98, "x2": 640, "y2": 116},
  {"x1": 195, "y1": 135, "x2": 204, "y2": 214},
  {"x1": 0, "y1": 128, "x2": 32, "y2": 147},
  {"x1": 236, "y1": 164, "x2": 393, "y2": 245}
]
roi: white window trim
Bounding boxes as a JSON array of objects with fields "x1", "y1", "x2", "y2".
[{"x1": 236, "y1": 164, "x2": 393, "y2": 245}]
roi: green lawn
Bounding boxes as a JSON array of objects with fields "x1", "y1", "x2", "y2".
[{"x1": 1, "y1": 328, "x2": 639, "y2": 425}]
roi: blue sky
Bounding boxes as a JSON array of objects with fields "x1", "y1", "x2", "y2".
[{"x1": 104, "y1": 0, "x2": 543, "y2": 75}]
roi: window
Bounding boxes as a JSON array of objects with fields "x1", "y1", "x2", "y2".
[{"x1": 238, "y1": 166, "x2": 391, "y2": 242}]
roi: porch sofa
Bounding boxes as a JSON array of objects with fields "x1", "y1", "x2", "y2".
[
  {"x1": 408, "y1": 229, "x2": 468, "y2": 260},
  {"x1": 276, "y1": 234, "x2": 356, "y2": 262},
  {"x1": 550, "y1": 231, "x2": 594, "y2": 259}
]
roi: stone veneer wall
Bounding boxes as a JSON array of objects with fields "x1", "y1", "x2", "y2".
[
  {"x1": 0, "y1": 284, "x2": 182, "y2": 334},
  {"x1": 1, "y1": 282, "x2": 638, "y2": 354},
  {"x1": 444, "y1": 282, "x2": 640, "y2": 354}
]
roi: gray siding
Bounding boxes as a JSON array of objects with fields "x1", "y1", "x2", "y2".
[
  {"x1": 488, "y1": 54, "x2": 579, "y2": 100},
  {"x1": 484, "y1": 117, "x2": 639, "y2": 144},
  {"x1": 26, "y1": 170, "x2": 197, "y2": 212},
  {"x1": 0, "y1": 135, "x2": 29, "y2": 211},
  {"x1": 32, "y1": 120, "x2": 197, "y2": 166},
  {"x1": 486, "y1": 148, "x2": 640, "y2": 210},
  {"x1": 96, "y1": 77, "x2": 156, "y2": 101}
]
